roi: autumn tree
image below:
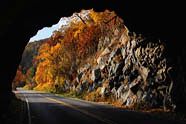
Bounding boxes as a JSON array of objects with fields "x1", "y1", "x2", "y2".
[
  {"x1": 24, "y1": 66, "x2": 36, "y2": 90},
  {"x1": 20, "y1": 38, "x2": 48, "y2": 73},
  {"x1": 34, "y1": 42, "x2": 70, "y2": 92},
  {"x1": 12, "y1": 66, "x2": 26, "y2": 90},
  {"x1": 30, "y1": 9, "x2": 121, "y2": 92},
  {"x1": 76, "y1": 24, "x2": 101, "y2": 58}
]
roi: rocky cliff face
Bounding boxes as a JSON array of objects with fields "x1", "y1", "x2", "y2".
[
  {"x1": 18, "y1": 9, "x2": 185, "y2": 112},
  {"x1": 61, "y1": 10, "x2": 178, "y2": 111},
  {"x1": 74, "y1": 34, "x2": 175, "y2": 110}
]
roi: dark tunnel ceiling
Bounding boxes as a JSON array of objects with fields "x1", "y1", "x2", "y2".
[{"x1": 1, "y1": 1, "x2": 184, "y2": 42}]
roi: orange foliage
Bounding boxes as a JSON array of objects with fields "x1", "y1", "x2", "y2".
[
  {"x1": 29, "y1": 9, "x2": 124, "y2": 93},
  {"x1": 34, "y1": 41, "x2": 71, "y2": 91},
  {"x1": 77, "y1": 24, "x2": 101, "y2": 58},
  {"x1": 35, "y1": 60, "x2": 50, "y2": 86},
  {"x1": 89, "y1": 9, "x2": 118, "y2": 24},
  {"x1": 12, "y1": 66, "x2": 26, "y2": 88}
]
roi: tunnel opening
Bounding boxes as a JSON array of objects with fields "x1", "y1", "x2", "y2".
[{"x1": 1, "y1": 1, "x2": 185, "y2": 122}]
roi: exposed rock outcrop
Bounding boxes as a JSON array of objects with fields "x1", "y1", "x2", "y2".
[
  {"x1": 68, "y1": 10, "x2": 176, "y2": 110},
  {"x1": 15, "y1": 9, "x2": 185, "y2": 112},
  {"x1": 76, "y1": 33, "x2": 175, "y2": 110}
]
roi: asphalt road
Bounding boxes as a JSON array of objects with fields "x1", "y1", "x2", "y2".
[{"x1": 15, "y1": 88, "x2": 185, "y2": 124}]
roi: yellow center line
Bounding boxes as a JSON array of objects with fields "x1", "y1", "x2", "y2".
[{"x1": 38, "y1": 94, "x2": 117, "y2": 124}]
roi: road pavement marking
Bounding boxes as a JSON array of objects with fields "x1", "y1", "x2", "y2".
[
  {"x1": 39, "y1": 94, "x2": 118, "y2": 124},
  {"x1": 25, "y1": 97, "x2": 32, "y2": 124},
  {"x1": 15, "y1": 89, "x2": 32, "y2": 124}
]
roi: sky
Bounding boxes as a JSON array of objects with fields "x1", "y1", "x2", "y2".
[
  {"x1": 29, "y1": 11, "x2": 89, "y2": 42},
  {"x1": 28, "y1": 17, "x2": 68, "y2": 42},
  {"x1": 29, "y1": 25, "x2": 58, "y2": 42}
]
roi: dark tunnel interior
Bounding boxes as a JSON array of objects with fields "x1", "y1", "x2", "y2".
[{"x1": 0, "y1": 0, "x2": 185, "y2": 115}]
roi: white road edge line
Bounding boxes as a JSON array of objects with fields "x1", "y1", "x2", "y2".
[
  {"x1": 14, "y1": 89, "x2": 32, "y2": 124},
  {"x1": 25, "y1": 97, "x2": 32, "y2": 124}
]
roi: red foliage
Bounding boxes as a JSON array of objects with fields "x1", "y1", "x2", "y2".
[{"x1": 77, "y1": 25, "x2": 101, "y2": 58}]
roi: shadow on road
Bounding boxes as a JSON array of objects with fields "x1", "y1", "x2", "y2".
[{"x1": 14, "y1": 90, "x2": 186, "y2": 124}]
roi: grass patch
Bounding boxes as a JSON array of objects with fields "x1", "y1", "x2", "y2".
[{"x1": 58, "y1": 90, "x2": 84, "y2": 99}]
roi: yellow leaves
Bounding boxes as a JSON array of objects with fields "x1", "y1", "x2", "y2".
[
  {"x1": 12, "y1": 66, "x2": 26, "y2": 89},
  {"x1": 35, "y1": 59, "x2": 54, "y2": 85},
  {"x1": 24, "y1": 84, "x2": 33, "y2": 90},
  {"x1": 34, "y1": 72, "x2": 65, "y2": 92},
  {"x1": 38, "y1": 43, "x2": 50, "y2": 55},
  {"x1": 35, "y1": 39, "x2": 70, "y2": 92},
  {"x1": 55, "y1": 76, "x2": 65, "y2": 87},
  {"x1": 32, "y1": 9, "x2": 126, "y2": 93},
  {"x1": 74, "y1": 24, "x2": 85, "y2": 38},
  {"x1": 13, "y1": 69, "x2": 25, "y2": 84},
  {"x1": 35, "y1": 61, "x2": 47, "y2": 85},
  {"x1": 89, "y1": 9, "x2": 117, "y2": 25},
  {"x1": 34, "y1": 83, "x2": 54, "y2": 92},
  {"x1": 89, "y1": 9, "x2": 101, "y2": 24},
  {"x1": 51, "y1": 42, "x2": 60, "y2": 54}
]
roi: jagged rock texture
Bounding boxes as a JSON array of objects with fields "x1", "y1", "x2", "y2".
[
  {"x1": 69, "y1": 15, "x2": 175, "y2": 110},
  {"x1": 19, "y1": 9, "x2": 186, "y2": 111}
]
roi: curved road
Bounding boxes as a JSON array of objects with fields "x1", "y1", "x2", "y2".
[{"x1": 15, "y1": 88, "x2": 184, "y2": 124}]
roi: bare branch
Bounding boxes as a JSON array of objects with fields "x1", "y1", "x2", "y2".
[
  {"x1": 75, "y1": 14, "x2": 86, "y2": 24},
  {"x1": 104, "y1": 15, "x2": 117, "y2": 24}
]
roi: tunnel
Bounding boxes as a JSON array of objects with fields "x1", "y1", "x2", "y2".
[{"x1": 0, "y1": 0, "x2": 184, "y2": 115}]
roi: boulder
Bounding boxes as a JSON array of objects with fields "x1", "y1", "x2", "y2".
[
  {"x1": 100, "y1": 87, "x2": 105, "y2": 95},
  {"x1": 77, "y1": 72, "x2": 83, "y2": 83},
  {"x1": 136, "y1": 90, "x2": 143, "y2": 102},
  {"x1": 120, "y1": 89, "x2": 134, "y2": 105},
  {"x1": 91, "y1": 68, "x2": 101, "y2": 83},
  {"x1": 88, "y1": 86, "x2": 93, "y2": 93},
  {"x1": 72, "y1": 20, "x2": 176, "y2": 110},
  {"x1": 111, "y1": 87, "x2": 117, "y2": 98}
]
